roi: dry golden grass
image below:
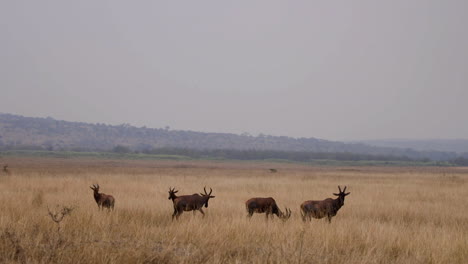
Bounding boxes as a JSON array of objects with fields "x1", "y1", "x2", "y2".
[{"x1": 0, "y1": 157, "x2": 467, "y2": 263}]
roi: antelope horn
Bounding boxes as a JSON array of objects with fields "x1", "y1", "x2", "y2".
[
  {"x1": 338, "y1": 185, "x2": 342, "y2": 193},
  {"x1": 209, "y1": 187, "x2": 213, "y2": 196},
  {"x1": 281, "y1": 207, "x2": 291, "y2": 220},
  {"x1": 343, "y1": 186, "x2": 347, "y2": 193}
]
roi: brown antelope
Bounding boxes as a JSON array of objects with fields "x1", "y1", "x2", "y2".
[
  {"x1": 245, "y1": 197, "x2": 292, "y2": 221},
  {"x1": 90, "y1": 184, "x2": 115, "y2": 211},
  {"x1": 300, "y1": 186, "x2": 350, "y2": 223},
  {"x1": 168, "y1": 187, "x2": 215, "y2": 220},
  {"x1": 3, "y1": 165, "x2": 10, "y2": 175}
]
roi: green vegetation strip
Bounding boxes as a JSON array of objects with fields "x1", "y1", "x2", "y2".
[
  {"x1": 0, "y1": 150, "x2": 453, "y2": 166},
  {"x1": 0, "y1": 150, "x2": 191, "y2": 161}
]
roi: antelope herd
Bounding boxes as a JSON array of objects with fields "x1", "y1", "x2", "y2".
[{"x1": 90, "y1": 184, "x2": 350, "y2": 222}]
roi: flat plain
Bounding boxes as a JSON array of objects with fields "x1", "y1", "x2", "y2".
[{"x1": 0, "y1": 157, "x2": 467, "y2": 264}]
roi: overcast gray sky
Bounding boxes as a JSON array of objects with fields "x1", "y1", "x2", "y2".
[{"x1": 1, "y1": 1, "x2": 467, "y2": 141}]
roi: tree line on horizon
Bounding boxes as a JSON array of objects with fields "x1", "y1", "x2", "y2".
[{"x1": 0, "y1": 113, "x2": 467, "y2": 164}]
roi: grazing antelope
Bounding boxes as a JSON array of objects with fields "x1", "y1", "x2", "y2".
[
  {"x1": 245, "y1": 197, "x2": 292, "y2": 221},
  {"x1": 90, "y1": 184, "x2": 115, "y2": 211},
  {"x1": 300, "y1": 186, "x2": 350, "y2": 223},
  {"x1": 168, "y1": 187, "x2": 215, "y2": 220},
  {"x1": 3, "y1": 165, "x2": 10, "y2": 175}
]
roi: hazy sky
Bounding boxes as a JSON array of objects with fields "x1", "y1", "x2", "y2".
[{"x1": 1, "y1": 1, "x2": 467, "y2": 141}]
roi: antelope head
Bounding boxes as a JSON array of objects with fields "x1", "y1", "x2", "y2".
[
  {"x1": 333, "y1": 185, "x2": 350, "y2": 206},
  {"x1": 90, "y1": 184, "x2": 100, "y2": 194},
  {"x1": 200, "y1": 186, "x2": 215, "y2": 208},
  {"x1": 279, "y1": 207, "x2": 292, "y2": 221},
  {"x1": 168, "y1": 187, "x2": 178, "y2": 200}
]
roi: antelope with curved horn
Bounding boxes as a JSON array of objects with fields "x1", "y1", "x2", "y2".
[
  {"x1": 245, "y1": 197, "x2": 291, "y2": 221},
  {"x1": 168, "y1": 187, "x2": 215, "y2": 220},
  {"x1": 300, "y1": 186, "x2": 350, "y2": 223},
  {"x1": 90, "y1": 184, "x2": 115, "y2": 211}
]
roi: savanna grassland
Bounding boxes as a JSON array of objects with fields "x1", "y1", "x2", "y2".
[{"x1": 0, "y1": 157, "x2": 467, "y2": 264}]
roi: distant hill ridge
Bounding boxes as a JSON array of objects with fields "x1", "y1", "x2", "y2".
[
  {"x1": 355, "y1": 139, "x2": 468, "y2": 154},
  {"x1": 0, "y1": 113, "x2": 463, "y2": 161}
]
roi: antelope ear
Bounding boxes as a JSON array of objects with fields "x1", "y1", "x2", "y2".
[
  {"x1": 210, "y1": 195, "x2": 215, "y2": 198},
  {"x1": 345, "y1": 192, "x2": 350, "y2": 196},
  {"x1": 333, "y1": 193, "x2": 340, "y2": 196},
  {"x1": 174, "y1": 191, "x2": 178, "y2": 193},
  {"x1": 90, "y1": 186, "x2": 94, "y2": 190}
]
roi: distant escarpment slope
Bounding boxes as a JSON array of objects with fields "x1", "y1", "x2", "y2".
[{"x1": 356, "y1": 139, "x2": 468, "y2": 154}]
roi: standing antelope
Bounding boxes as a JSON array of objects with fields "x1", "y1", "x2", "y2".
[
  {"x1": 168, "y1": 187, "x2": 215, "y2": 220},
  {"x1": 245, "y1": 197, "x2": 291, "y2": 221},
  {"x1": 300, "y1": 186, "x2": 350, "y2": 223},
  {"x1": 90, "y1": 184, "x2": 115, "y2": 211}
]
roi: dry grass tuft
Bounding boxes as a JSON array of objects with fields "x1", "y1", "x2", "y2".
[
  {"x1": 31, "y1": 191, "x2": 44, "y2": 208},
  {"x1": 0, "y1": 157, "x2": 467, "y2": 263}
]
